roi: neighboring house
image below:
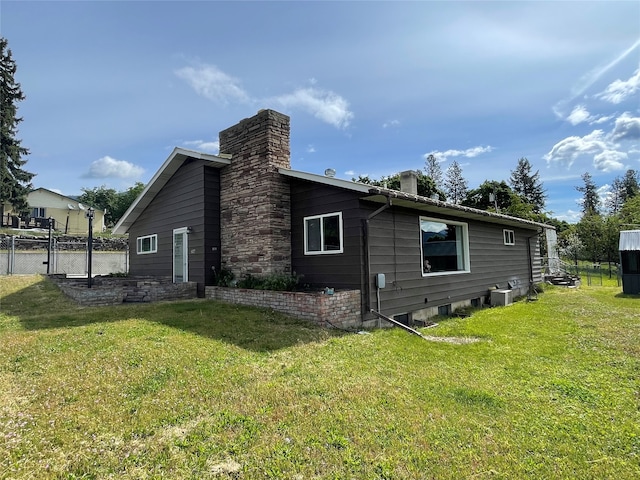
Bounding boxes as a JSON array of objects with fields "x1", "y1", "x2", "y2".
[
  {"x1": 114, "y1": 109, "x2": 553, "y2": 321},
  {"x1": 619, "y1": 230, "x2": 640, "y2": 294},
  {"x1": 2, "y1": 188, "x2": 105, "y2": 234}
]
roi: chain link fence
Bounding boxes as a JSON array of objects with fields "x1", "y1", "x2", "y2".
[{"x1": 1, "y1": 236, "x2": 128, "y2": 276}]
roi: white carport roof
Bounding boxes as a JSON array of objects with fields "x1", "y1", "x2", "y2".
[{"x1": 619, "y1": 230, "x2": 640, "y2": 251}]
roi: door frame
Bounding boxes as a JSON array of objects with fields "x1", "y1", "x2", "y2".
[{"x1": 173, "y1": 227, "x2": 189, "y2": 283}]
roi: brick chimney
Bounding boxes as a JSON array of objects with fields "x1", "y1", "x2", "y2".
[{"x1": 218, "y1": 109, "x2": 291, "y2": 277}]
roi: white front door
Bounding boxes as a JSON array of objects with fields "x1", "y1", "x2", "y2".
[{"x1": 173, "y1": 227, "x2": 189, "y2": 283}]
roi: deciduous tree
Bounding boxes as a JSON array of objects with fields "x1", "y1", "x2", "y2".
[
  {"x1": 424, "y1": 154, "x2": 443, "y2": 189},
  {"x1": 353, "y1": 172, "x2": 444, "y2": 199}
]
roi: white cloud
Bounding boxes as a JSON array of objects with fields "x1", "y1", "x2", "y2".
[
  {"x1": 424, "y1": 145, "x2": 494, "y2": 161},
  {"x1": 175, "y1": 63, "x2": 352, "y2": 130},
  {"x1": 83, "y1": 156, "x2": 144, "y2": 179},
  {"x1": 591, "y1": 115, "x2": 614, "y2": 124},
  {"x1": 596, "y1": 67, "x2": 640, "y2": 104},
  {"x1": 306, "y1": 144, "x2": 316, "y2": 153},
  {"x1": 183, "y1": 139, "x2": 220, "y2": 154},
  {"x1": 593, "y1": 150, "x2": 627, "y2": 172},
  {"x1": 610, "y1": 112, "x2": 640, "y2": 142},
  {"x1": 383, "y1": 119, "x2": 400, "y2": 128},
  {"x1": 543, "y1": 129, "x2": 626, "y2": 172},
  {"x1": 344, "y1": 170, "x2": 355, "y2": 177},
  {"x1": 552, "y1": 38, "x2": 640, "y2": 118},
  {"x1": 566, "y1": 105, "x2": 591, "y2": 125},
  {"x1": 272, "y1": 87, "x2": 353, "y2": 129},
  {"x1": 175, "y1": 64, "x2": 250, "y2": 104}
]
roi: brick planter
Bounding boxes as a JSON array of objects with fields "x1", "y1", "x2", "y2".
[
  {"x1": 49, "y1": 275, "x2": 197, "y2": 306},
  {"x1": 206, "y1": 286, "x2": 362, "y2": 330}
]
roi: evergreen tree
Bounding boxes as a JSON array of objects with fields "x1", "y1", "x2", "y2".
[
  {"x1": 576, "y1": 172, "x2": 600, "y2": 216},
  {"x1": 0, "y1": 37, "x2": 35, "y2": 220},
  {"x1": 621, "y1": 169, "x2": 639, "y2": 203},
  {"x1": 444, "y1": 160, "x2": 468, "y2": 204},
  {"x1": 509, "y1": 157, "x2": 545, "y2": 214},
  {"x1": 424, "y1": 154, "x2": 443, "y2": 189}
]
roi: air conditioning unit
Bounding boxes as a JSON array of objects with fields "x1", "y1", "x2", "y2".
[{"x1": 491, "y1": 289, "x2": 513, "y2": 306}]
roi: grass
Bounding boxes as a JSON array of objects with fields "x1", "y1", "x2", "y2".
[{"x1": 1, "y1": 276, "x2": 639, "y2": 479}]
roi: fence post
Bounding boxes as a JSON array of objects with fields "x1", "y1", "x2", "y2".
[{"x1": 9, "y1": 236, "x2": 15, "y2": 275}]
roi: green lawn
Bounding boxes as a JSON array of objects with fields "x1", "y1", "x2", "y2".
[{"x1": 1, "y1": 276, "x2": 639, "y2": 479}]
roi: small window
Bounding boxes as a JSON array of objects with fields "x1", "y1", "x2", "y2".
[
  {"x1": 32, "y1": 207, "x2": 46, "y2": 218},
  {"x1": 420, "y1": 217, "x2": 470, "y2": 275},
  {"x1": 137, "y1": 234, "x2": 157, "y2": 254},
  {"x1": 503, "y1": 229, "x2": 515, "y2": 245},
  {"x1": 304, "y1": 212, "x2": 343, "y2": 255}
]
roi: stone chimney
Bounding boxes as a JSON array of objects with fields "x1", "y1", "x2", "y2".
[
  {"x1": 400, "y1": 170, "x2": 418, "y2": 195},
  {"x1": 218, "y1": 109, "x2": 292, "y2": 277}
]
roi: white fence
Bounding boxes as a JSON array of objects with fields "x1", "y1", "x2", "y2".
[{"x1": 1, "y1": 237, "x2": 128, "y2": 276}]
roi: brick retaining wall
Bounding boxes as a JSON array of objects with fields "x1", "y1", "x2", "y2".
[{"x1": 206, "y1": 286, "x2": 362, "y2": 330}]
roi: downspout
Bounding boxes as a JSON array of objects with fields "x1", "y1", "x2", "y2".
[
  {"x1": 363, "y1": 197, "x2": 392, "y2": 315},
  {"x1": 526, "y1": 227, "x2": 544, "y2": 300}
]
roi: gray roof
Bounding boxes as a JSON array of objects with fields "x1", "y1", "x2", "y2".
[
  {"x1": 619, "y1": 230, "x2": 640, "y2": 251},
  {"x1": 280, "y1": 168, "x2": 554, "y2": 231}
]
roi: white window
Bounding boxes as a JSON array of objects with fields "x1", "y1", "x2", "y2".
[
  {"x1": 420, "y1": 217, "x2": 470, "y2": 275},
  {"x1": 136, "y1": 234, "x2": 157, "y2": 254},
  {"x1": 32, "y1": 207, "x2": 46, "y2": 218},
  {"x1": 304, "y1": 212, "x2": 343, "y2": 255},
  {"x1": 503, "y1": 229, "x2": 515, "y2": 245}
]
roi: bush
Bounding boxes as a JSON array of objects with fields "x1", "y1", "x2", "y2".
[
  {"x1": 213, "y1": 268, "x2": 235, "y2": 287},
  {"x1": 235, "y1": 272, "x2": 301, "y2": 291}
]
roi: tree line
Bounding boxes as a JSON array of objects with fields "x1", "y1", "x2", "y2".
[{"x1": 354, "y1": 156, "x2": 547, "y2": 222}]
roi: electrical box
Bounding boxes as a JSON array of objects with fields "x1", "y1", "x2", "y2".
[
  {"x1": 375, "y1": 273, "x2": 386, "y2": 289},
  {"x1": 491, "y1": 289, "x2": 513, "y2": 306}
]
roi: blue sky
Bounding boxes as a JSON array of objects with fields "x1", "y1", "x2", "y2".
[{"x1": 2, "y1": 1, "x2": 639, "y2": 223}]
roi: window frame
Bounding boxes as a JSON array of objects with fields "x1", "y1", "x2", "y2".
[
  {"x1": 503, "y1": 229, "x2": 515, "y2": 246},
  {"x1": 136, "y1": 234, "x2": 158, "y2": 255},
  {"x1": 32, "y1": 207, "x2": 46, "y2": 218},
  {"x1": 303, "y1": 211, "x2": 344, "y2": 255},
  {"x1": 420, "y1": 216, "x2": 470, "y2": 277}
]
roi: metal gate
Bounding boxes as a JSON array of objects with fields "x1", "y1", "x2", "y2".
[{"x1": 1, "y1": 236, "x2": 128, "y2": 276}]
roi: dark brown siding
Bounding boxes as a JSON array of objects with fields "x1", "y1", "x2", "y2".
[
  {"x1": 290, "y1": 180, "x2": 542, "y2": 320},
  {"x1": 368, "y1": 206, "x2": 541, "y2": 317},
  {"x1": 290, "y1": 180, "x2": 365, "y2": 290},
  {"x1": 128, "y1": 159, "x2": 221, "y2": 295}
]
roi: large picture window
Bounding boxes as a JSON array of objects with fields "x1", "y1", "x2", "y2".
[
  {"x1": 136, "y1": 234, "x2": 157, "y2": 254},
  {"x1": 304, "y1": 212, "x2": 343, "y2": 255},
  {"x1": 420, "y1": 217, "x2": 470, "y2": 275}
]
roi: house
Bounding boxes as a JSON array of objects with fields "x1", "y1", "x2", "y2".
[
  {"x1": 114, "y1": 109, "x2": 553, "y2": 324},
  {"x1": 619, "y1": 230, "x2": 640, "y2": 294},
  {"x1": 2, "y1": 188, "x2": 105, "y2": 234}
]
